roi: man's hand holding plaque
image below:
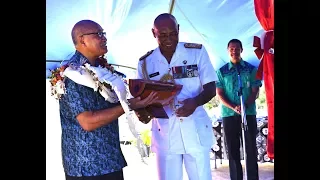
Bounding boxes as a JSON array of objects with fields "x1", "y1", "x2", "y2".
[
  {"x1": 128, "y1": 79, "x2": 183, "y2": 124},
  {"x1": 127, "y1": 91, "x2": 159, "y2": 109}
]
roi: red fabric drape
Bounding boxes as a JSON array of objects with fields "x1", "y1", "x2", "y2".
[{"x1": 253, "y1": 0, "x2": 274, "y2": 160}]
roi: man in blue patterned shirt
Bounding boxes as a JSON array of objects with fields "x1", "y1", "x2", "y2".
[
  {"x1": 216, "y1": 39, "x2": 262, "y2": 180},
  {"x1": 59, "y1": 20, "x2": 159, "y2": 180}
]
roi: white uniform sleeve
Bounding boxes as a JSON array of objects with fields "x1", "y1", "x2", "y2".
[
  {"x1": 136, "y1": 60, "x2": 144, "y2": 79},
  {"x1": 197, "y1": 46, "x2": 218, "y2": 85}
]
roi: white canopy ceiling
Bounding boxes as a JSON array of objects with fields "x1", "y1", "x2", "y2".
[{"x1": 46, "y1": 0, "x2": 263, "y2": 75}]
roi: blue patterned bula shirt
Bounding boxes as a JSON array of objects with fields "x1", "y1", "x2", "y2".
[{"x1": 59, "y1": 51, "x2": 127, "y2": 177}]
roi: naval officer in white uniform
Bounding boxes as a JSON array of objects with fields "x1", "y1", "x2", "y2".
[{"x1": 135, "y1": 13, "x2": 218, "y2": 180}]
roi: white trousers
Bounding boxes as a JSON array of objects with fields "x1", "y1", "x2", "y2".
[{"x1": 155, "y1": 149, "x2": 212, "y2": 180}]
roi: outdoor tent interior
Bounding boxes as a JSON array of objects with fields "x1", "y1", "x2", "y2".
[{"x1": 46, "y1": 0, "x2": 274, "y2": 179}]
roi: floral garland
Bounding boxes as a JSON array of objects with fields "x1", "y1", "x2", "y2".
[
  {"x1": 49, "y1": 64, "x2": 69, "y2": 100},
  {"x1": 48, "y1": 56, "x2": 127, "y2": 102}
]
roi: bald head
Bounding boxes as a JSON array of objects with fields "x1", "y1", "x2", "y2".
[
  {"x1": 71, "y1": 20, "x2": 101, "y2": 45},
  {"x1": 152, "y1": 13, "x2": 179, "y2": 55},
  {"x1": 153, "y1": 13, "x2": 178, "y2": 29}
]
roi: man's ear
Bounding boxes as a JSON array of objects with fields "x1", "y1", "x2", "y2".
[
  {"x1": 78, "y1": 37, "x2": 85, "y2": 46},
  {"x1": 152, "y1": 28, "x2": 156, "y2": 38}
]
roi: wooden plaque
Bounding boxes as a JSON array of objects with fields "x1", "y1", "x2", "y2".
[{"x1": 129, "y1": 79, "x2": 183, "y2": 123}]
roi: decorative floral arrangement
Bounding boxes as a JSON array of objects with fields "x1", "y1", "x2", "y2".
[
  {"x1": 48, "y1": 56, "x2": 129, "y2": 104},
  {"x1": 49, "y1": 64, "x2": 69, "y2": 100}
]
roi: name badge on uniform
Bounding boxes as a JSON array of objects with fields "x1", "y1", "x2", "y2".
[
  {"x1": 149, "y1": 72, "x2": 160, "y2": 78},
  {"x1": 172, "y1": 64, "x2": 198, "y2": 79}
]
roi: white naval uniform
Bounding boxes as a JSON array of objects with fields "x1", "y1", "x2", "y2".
[{"x1": 136, "y1": 42, "x2": 218, "y2": 180}]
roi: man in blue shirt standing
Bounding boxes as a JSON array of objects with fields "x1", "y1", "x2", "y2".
[
  {"x1": 59, "y1": 19, "x2": 159, "y2": 180},
  {"x1": 216, "y1": 39, "x2": 262, "y2": 180}
]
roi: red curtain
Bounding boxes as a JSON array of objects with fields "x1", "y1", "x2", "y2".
[{"x1": 253, "y1": 0, "x2": 274, "y2": 160}]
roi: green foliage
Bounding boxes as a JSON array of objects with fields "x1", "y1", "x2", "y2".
[
  {"x1": 141, "y1": 129, "x2": 151, "y2": 146},
  {"x1": 130, "y1": 139, "x2": 137, "y2": 146},
  {"x1": 129, "y1": 129, "x2": 151, "y2": 147},
  {"x1": 204, "y1": 96, "x2": 220, "y2": 110},
  {"x1": 256, "y1": 84, "x2": 267, "y2": 109}
]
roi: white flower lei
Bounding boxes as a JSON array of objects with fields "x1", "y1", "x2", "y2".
[
  {"x1": 49, "y1": 62, "x2": 131, "y2": 112},
  {"x1": 49, "y1": 59, "x2": 143, "y2": 150}
]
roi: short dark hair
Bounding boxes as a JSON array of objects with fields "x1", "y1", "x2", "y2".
[{"x1": 227, "y1": 39, "x2": 243, "y2": 49}]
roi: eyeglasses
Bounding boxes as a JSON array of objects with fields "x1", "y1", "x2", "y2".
[{"x1": 80, "y1": 32, "x2": 106, "y2": 38}]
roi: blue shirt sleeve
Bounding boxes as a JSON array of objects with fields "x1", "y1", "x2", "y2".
[
  {"x1": 215, "y1": 70, "x2": 224, "y2": 89},
  {"x1": 60, "y1": 78, "x2": 92, "y2": 119}
]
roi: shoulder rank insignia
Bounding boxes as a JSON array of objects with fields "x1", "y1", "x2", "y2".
[
  {"x1": 184, "y1": 43, "x2": 202, "y2": 49},
  {"x1": 139, "y1": 50, "x2": 154, "y2": 61}
]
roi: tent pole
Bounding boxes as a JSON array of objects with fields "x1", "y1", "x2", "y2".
[{"x1": 168, "y1": 0, "x2": 176, "y2": 14}]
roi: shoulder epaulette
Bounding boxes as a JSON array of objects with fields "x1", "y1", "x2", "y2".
[
  {"x1": 184, "y1": 43, "x2": 202, "y2": 49},
  {"x1": 139, "y1": 50, "x2": 154, "y2": 61}
]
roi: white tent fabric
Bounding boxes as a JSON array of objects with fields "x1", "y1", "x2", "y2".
[
  {"x1": 46, "y1": 0, "x2": 263, "y2": 73},
  {"x1": 46, "y1": 1, "x2": 264, "y2": 179}
]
